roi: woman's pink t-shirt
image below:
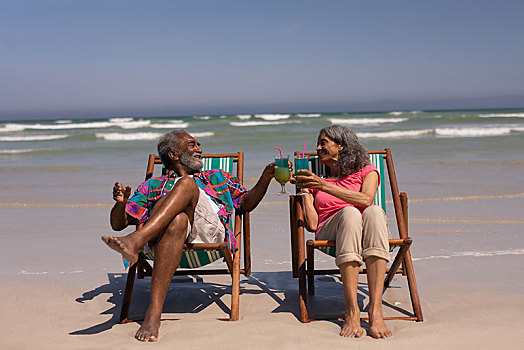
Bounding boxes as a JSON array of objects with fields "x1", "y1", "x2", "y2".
[{"x1": 309, "y1": 164, "x2": 379, "y2": 232}]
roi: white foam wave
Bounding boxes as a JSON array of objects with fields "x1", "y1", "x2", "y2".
[
  {"x1": 190, "y1": 132, "x2": 214, "y2": 138},
  {"x1": 96, "y1": 132, "x2": 163, "y2": 141},
  {"x1": 108, "y1": 117, "x2": 133, "y2": 123},
  {"x1": 479, "y1": 113, "x2": 524, "y2": 118},
  {"x1": 0, "y1": 149, "x2": 36, "y2": 154},
  {"x1": 413, "y1": 248, "x2": 524, "y2": 262},
  {"x1": 255, "y1": 114, "x2": 290, "y2": 121},
  {"x1": 329, "y1": 117, "x2": 408, "y2": 125},
  {"x1": 229, "y1": 120, "x2": 294, "y2": 127},
  {"x1": 388, "y1": 111, "x2": 404, "y2": 116},
  {"x1": 194, "y1": 116, "x2": 211, "y2": 120},
  {"x1": 150, "y1": 122, "x2": 189, "y2": 129},
  {"x1": 2, "y1": 119, "x2": 151, "y2": 131},
  {"x1": 296, "y1": 113, "x2": 321, "y2": 118},
  {"x1": 0, "y1": 134, "x2": 68, "y2": 141},
  {"x1": 18, "y1": 270, "x2": 48, "y2": 275},
  {"x1": 55, "y1": 120, "x2": 72, "y2": 124},
  {"x1": 236, "y1": 114, "x2": 251, "y2": 120},
  {"x1": 357, "y1": 129, "x2": 433, "y2": 139},
  {"x1": 435, "y1": 127, "x2": 512, "y2": 137}
]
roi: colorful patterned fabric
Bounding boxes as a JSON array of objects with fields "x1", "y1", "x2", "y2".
[{"x1": 126, "y1": 169, "x2": 248, "y2": 253}]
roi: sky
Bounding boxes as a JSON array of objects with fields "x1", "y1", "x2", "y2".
[{"x1": 1, "y1": 0, "x2": 524, "y2": 120}]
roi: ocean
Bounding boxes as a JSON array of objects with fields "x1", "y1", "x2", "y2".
[{"x1": 1, "y1": 108, "x2": 523, "y2": 275}]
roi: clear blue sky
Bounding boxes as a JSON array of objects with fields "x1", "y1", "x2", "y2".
[{"x1": 1, "y1": 0, "x2": 523, "y2": 120}]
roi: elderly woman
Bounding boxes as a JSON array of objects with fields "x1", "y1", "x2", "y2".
[{"x1": 296, "y1": 125, "x2": 392, "y2": 339}]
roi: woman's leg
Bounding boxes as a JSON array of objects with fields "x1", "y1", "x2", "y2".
[
  {"x1": 317, "y1": 207, "x2": 365, "y2": 337},
  {"x1": 362, "y1": 205, "x2": 392, "y2": 338}
]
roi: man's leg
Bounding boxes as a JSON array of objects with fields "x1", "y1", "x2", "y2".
[
  {"x1": 102, "y1": 176, "x2": 199, "y2": 265},
  {"x1": 135, "y1": 213, "x2": 189, "y2": 342}
]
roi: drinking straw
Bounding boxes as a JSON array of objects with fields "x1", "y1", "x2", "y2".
[
  {"x1": 302, "y1": 141, "x2": 307, "y2": 157},
  {"x1": 274, "y1": 147, "x2": 283, "y2": 167}
]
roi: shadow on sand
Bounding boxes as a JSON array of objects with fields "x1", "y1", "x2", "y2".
[{"x1": 69, "y1": 271, "x2": 414, "y2": 335}]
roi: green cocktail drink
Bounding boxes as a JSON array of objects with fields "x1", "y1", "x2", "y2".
[
  {"x1": 274, "y1": 155, "x2": 290, "y2": 195},
  {"x1": 294, "y1": 155, "x2": 309, "y2": 195},
  {"x1": 274, "y1": 167, "x2": 291, "y2": 184}
]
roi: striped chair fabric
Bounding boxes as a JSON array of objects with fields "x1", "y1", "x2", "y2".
[
  {"x1": 312, "y1": 153, "x2": 390, "y2": 256},
  {"x1": 141, "y1": 156, "x2": 235, "y2": 268}
]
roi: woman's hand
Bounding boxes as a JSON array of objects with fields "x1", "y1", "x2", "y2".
[{"x1": 295, "y1": 169, "x2": 324, "y2": 190}]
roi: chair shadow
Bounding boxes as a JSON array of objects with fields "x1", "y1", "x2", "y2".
[
  {"x1": 69, "y1": 273, "x2": 238, "y2": 335},
  {"x1": 70, "y1": 271, "x2": 413, "y2": 336}
]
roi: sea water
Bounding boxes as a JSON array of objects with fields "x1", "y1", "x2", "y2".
[{"x1": 1, "y1": 109, "x2": 523, "y2": 274}]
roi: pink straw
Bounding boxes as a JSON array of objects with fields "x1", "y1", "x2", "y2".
[
  {"x1": 302, "y1": 141, "x2": 307, "y2": 157},
  {"x1": 274, "y1": 147, "x2": 283, "y2": 167}
]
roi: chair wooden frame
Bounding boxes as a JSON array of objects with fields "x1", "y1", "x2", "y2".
[
  {"x1": 289, "y1": 149, "x2": 423, "y2": 323},
  {"x1": 119, "y1": 152, "x2": 251, "y2": 323}
]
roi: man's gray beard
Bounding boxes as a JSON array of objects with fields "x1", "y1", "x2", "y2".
[{"x1": 179, "y1": 152, "x2": 203, "y2": 171}]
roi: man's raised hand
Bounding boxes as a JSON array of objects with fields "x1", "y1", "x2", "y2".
[{"x1": 113, "y1": 182, "x2": 132, "y2": 203}]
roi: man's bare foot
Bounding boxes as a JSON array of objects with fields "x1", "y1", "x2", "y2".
[
  {"x1": 368, "y1": 312, "x2": 392, "y2": 339},
  {"x1": 135, "y1": 315, "x2": 160, "y2": 342},
  {"x1": 340, "y1": 313, "x2": 365, "y2": 338},
  {"x1": 101, "y1": 235, "x2": 139, "y2": 266}
]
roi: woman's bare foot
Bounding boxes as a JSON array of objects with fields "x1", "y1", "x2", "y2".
[
  {"x1": 368, "y1": 310, "x2": 392, "y2": 339},
  {"x1": 135, "y1": 314, "x2": 161, "y2": 342},
  {"x1": 101, "y1": 235, "x2": 139, "y2": 266},
  {"x1": 340, "y1": 313, "x2": 365, "y2": 338}
]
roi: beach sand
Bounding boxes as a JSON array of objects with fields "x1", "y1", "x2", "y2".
[{"x1": 1, "y1": 181, "x2": 524, "y2": 349}]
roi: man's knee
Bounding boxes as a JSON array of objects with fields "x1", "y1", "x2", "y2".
[
  {"x1": 174, "y1": 175, "x2": 199, "y2": 193},
  {"x1": 165, "y1": 212, "x2": 190, "y2": 239}
]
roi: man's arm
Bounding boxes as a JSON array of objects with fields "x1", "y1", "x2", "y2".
[
  {"x1": 110, "y1": 182, "x2": 132, "y2": 231},
  {"x1": 240, "y1": 162, "x2": 275, "y2": 212}
]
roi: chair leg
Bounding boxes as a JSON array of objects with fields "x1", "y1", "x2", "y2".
[
  {"x1": 119, "y1": 261, "x2": 137, "y2": 323},
  {"x1": 230, "y1": 250, "x2": 240, "y2": 321},
  {"x1": 403, "y1": 251, "x2": 424, "y2": 322},
  {"x1": 306, "y1": 243, "x2": 315, "y2": 296}
]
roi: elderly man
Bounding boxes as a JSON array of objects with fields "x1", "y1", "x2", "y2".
[{"x1": 102, "y1": 129, "x2": 279, "y2": 342}]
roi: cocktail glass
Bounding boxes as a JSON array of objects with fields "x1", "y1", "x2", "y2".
[
  {"x1": 274, "y1": 155, "x2": 291, "y2": 195},
  {"x1": 294, "y1": 155, "x2": 310, "y2": 195}
]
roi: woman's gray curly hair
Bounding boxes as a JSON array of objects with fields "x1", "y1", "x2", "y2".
[
  {"x1": 157, "y1": 129, "x2": 188, "y2": 167},
  {"x1": 319, "y1": 125, "x2": 370, "y2": 176}
]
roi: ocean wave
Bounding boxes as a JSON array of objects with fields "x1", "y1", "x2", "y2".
[
  {"x1": 0, "y1": 134, "x2": 68, "y2": 141},
  {"x1": 296, "y1": 113, "x2": 321, "y2": 118},
  {"x1": 1, "y1": 118, "x2": 151, "y2": 131},
  {"x1": 96, "y1": 131, "x2": 214, "y2": 141},
  {"x1": 255, "y1": 114, "x2": 291, "y2": 121},
  {"x1": 0, "y1": 149, "x2": 36, "y2": 154},
  {"x1": 236, "y1": 114, "x2": 251, "y2": 120},
  {"x1": 413, "y1": 248, "x2": 524, "y2": 261},
  {"x1": 191, "y1": 132, "x2": 214, "y2": 138},
  {"x1": 435, "y1": 127, "x2": 513, "y2": 137},
  {"x1": 479, "y1": 113, "x2": 524, "y2": 118},
  {"x1": 150, "y1": 122, "x2": 189, "y2": 129},
  {"x1": 357, "y1": 129, "x2": 433, "y2": 139},
  {"x1": 388, "y1": 111, "x2": 404, "y2": 116},
  {"x1": 96, "y1": 132, "x2": 163, "y2": 141},
  {"x1": 193, "y1": 116, "x2": 211, "y2": 120},
  {"x1": 329, "y1": 117, "x2": 408, "y2": 125},
  {"x1": 229, "y1": 120, "x2": 295, "y2": 127}
]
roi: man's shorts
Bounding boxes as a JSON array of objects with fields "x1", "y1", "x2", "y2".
[{"x1": 187, "y1": 188, "x2": 226, "y2": 244}]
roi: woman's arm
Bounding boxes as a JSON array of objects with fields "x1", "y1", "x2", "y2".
[
  {"x1": 300, "y1": 192, "x2": 319, "y2": 232},
  {"x1": 297, "y1": 170, "x2": 378, "y2": 208}
]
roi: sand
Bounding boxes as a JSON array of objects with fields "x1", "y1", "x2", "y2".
[{"x1": 1, "y1": 184, "x2": 524, "y2": 349}]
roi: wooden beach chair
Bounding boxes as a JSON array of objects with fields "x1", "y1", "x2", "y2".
[
  {"x1": 119, "y1": 152, "x2": 251, "y2": 323},
  {"x1": 289, "y1": 149, "x2": 423, "y2": 322}
]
